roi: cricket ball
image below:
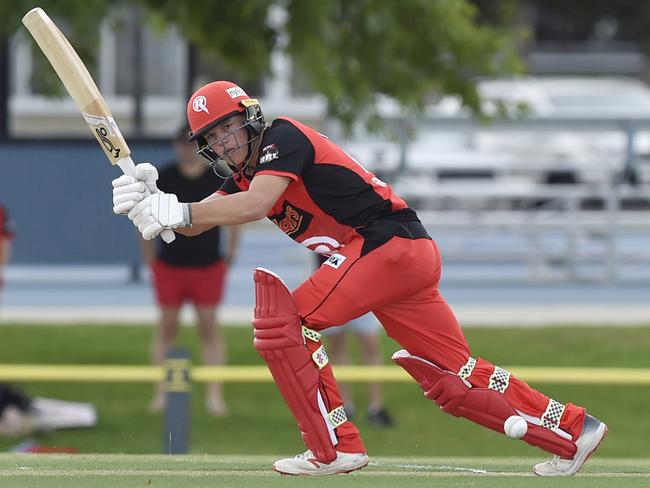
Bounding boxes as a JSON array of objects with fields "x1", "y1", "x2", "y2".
[{"x1": 504, "y1": 415, "x2": 528, "y2": 439}]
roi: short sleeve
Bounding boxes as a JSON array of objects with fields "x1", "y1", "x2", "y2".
[{"x1": 254, "y1": 120, "x2": 314, "y2": 181}]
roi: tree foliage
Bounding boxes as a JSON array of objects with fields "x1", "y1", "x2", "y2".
[
  {"x1": 286, "y1": 0, "x2": 522, "y2": 126},
  {"x1": 1, "y1": 0, "x2": 523, "y2": 128},
  {"x1": 1, "y1": 0, "x2": 117, "y2": 61}
]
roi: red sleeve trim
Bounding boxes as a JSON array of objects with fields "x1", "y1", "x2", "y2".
[{"x1": 255, "y1": 169, "x2": 299, "y2": 182}]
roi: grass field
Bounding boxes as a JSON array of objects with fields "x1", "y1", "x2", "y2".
[
  {"x1": 0, "y1": 454, "x2": 649, "y2": 487},
  {"x1": 0, "y1": 324, "x2": 648, "y2": 462}
]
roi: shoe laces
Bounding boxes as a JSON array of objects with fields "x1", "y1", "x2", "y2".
[
  {"x1": 549, "y1": 455, "x2": 561, "y2": 466},
  {"x1": 295, "y1": 450, "x2": 314, "y2": 461}
]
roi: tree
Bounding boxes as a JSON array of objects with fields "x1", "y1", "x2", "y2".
[
  {"x1": 1, "y1": 0, "x2": 523, "y2": 129},
  {"x1": 0, "y1": 0, "x2": 120, "y2": 67}
]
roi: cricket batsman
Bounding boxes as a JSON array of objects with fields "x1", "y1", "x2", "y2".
[{"x1": 112, "y1": 81, "x2": 607, "y2": 476}]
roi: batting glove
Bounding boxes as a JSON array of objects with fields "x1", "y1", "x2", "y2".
[
  {"x1": 129, "y1": 193, "x2": 192, "y2": 240},
  {"x1": 111, "y1": 163, "x2": 160, "y2": 215}
]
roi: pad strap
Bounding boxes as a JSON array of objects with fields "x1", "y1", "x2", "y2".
[
  {"x1": 328, "y1": 406, "x2": 348, "y2": 428},
  {"x1": 541, "y1": 399, "x2": 566, "y2": 430},
  {"x1": 488, "y1": 366, "x2": 511, "y2": 393},
  {"x1": 302, "y1": 326, "x2": 322, "y2": 342},
  {"x1": 458, "y1": 356, "x2": 477, "y2": 381}
]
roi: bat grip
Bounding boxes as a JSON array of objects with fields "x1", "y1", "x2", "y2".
[{"x1": 116, "y1": 157, "x2": 176, "y2": 243}]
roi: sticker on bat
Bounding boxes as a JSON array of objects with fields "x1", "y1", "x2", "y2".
[
  {"x1": 83, "y1": 114, "x2": 122, "y2": 159},
  {"x1": 94, "y1": 125, "x2": 121, "y2": 158}
]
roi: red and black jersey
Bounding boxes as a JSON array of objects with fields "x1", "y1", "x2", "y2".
[
  {"x1": 0, "y1": 205, "x2": 15, "y2": 240},
  {"x1": 218, "y1": 117, "x2": 429, "y2": 255}
]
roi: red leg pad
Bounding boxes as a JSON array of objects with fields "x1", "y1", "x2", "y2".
[
  {"x1": 252, "y1": 268, "x2": 337, "y2": 463},
  {"x1": 392, "y1": 350, "x2": 577, "y2": 458}
]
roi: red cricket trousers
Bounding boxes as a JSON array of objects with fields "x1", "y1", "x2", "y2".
[{"x1": 293, "y1": 234, "x2": 586, "y2": 453}]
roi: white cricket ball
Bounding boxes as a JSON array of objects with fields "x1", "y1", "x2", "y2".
[{"x1": 504, "y1": 415, "x2": 528, "y2": 439}]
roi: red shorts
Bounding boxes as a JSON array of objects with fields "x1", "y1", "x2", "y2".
[
  {"x1": 294, "y1": 235, "x2": 470, "y2": 372},
  {"x1": 151, "y1": 259, "x2": 227, "y2": 307}
]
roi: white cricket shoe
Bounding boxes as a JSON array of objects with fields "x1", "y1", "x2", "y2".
[
  {"x1": 533, "y1": 414, "x2": 608, "y2": 477},
  {"x1": 273, "y1": 449, "x2": 369, "y2": 475}
]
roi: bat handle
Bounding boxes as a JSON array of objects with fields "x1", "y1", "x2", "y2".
[{"x1": 116, "y1": 157, "x2": 176, "y2": 243}]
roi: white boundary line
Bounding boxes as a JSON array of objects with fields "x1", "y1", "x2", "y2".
[{"x1": 0, "y1": 469, "x2": 648, "y2": 478}]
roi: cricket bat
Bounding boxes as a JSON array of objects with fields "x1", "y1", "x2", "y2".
[{"x1": 22, "y1": 7, "x2": 175, "y2": 243}]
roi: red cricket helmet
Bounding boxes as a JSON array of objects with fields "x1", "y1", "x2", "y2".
[{"x1": 187, "y1": 81, "x2": 265, "y2": 177}]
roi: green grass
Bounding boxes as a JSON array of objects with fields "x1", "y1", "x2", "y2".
[
  {"x1": 0, "y1": 454, "x2": 648, "y2": 488},
  {"x1": 0, "y1": 324, "x2": 648, "y2": 459}
]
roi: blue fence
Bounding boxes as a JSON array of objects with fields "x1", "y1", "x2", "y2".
[{"x1": 0, "y1": 140, "x2": 179, "y2": 264}]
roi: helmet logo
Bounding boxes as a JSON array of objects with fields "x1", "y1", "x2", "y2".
[
  {"x1": 192, "y1": 96, "x2": 209, "y2": 114},
  {"x1": 226, "y1": 86, "x2": 247, "y2": 99}
]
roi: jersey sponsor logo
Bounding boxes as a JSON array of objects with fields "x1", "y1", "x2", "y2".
[
  {"x1": 226, "y1": 86, "x2": 247, "y2": 99},
  {"x1": 323, "y1": 253, "x2": 346, "y2": 269},
  {"x1": 269, "y1": 201, "x2": 313, "y2": 238},
  {"x1": 192, "y1": 96, "x2": 209, "y2": 114},
  {"x1": 259, "y1": 144, "x2": 279, "y2": 164}
]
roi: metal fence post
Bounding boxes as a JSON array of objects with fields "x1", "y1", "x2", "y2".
[{"x1": 163, "y1": 348, "x2": 191, "y2": 454}]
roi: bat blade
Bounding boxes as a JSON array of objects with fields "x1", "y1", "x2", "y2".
[
  {"x1": 22, "y1": 7, "x2": 175, "y2": 242},
  {"x1": 22, "y1": 7, "x2": 129, "y2": 164}
]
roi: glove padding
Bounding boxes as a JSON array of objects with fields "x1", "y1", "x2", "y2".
[
  {"x1": 112, "y1": 163, "x2": 160, "y2": 215},
  {"x1": 134, "y1": 163, "x2": 160, "y2": 195},
  {"x1": 129, "y1": 193, "x2": 190, "y2": 240},
  {"x1": 113, "y1": 175, "x2": 146, "y2": 214}
]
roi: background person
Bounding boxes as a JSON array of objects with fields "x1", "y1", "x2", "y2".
[
  {"x1": 139, "y1": 126, "x2": 240, "y2": 416},
  {"x1": 0, "y1": 203, "x2": 15, "y2": 301}
]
